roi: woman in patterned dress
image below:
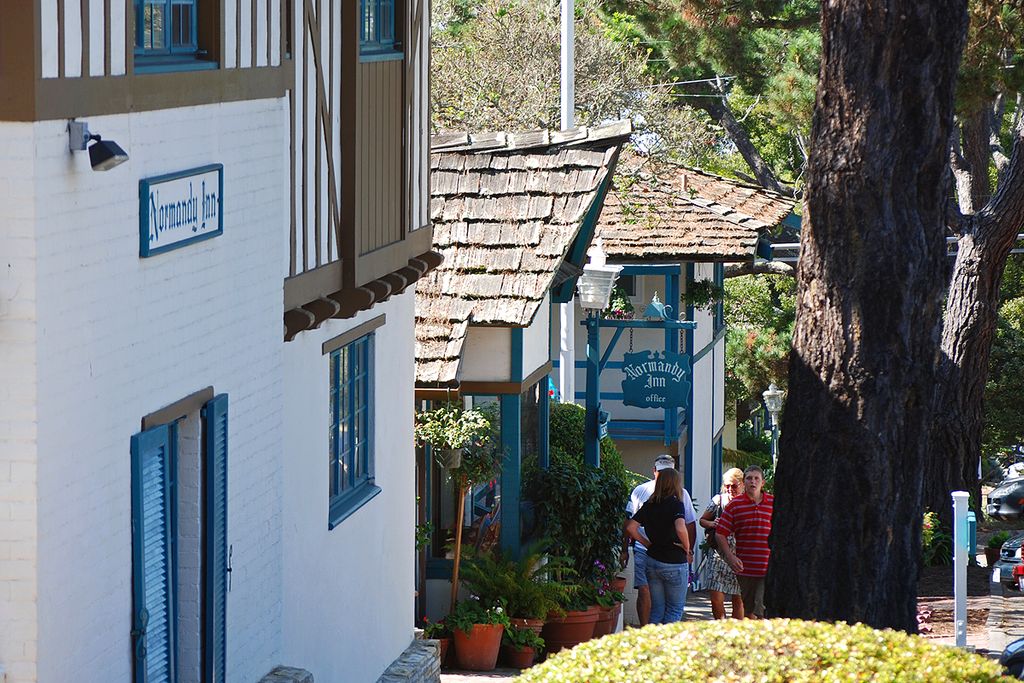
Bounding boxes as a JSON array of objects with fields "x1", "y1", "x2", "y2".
[{"x1": 699, "y1": 468, "x2": 745, "y2": 619}]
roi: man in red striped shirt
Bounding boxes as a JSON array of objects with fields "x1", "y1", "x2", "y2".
[{"x1": 715, "y1": 465, "x2": 773, "y2": 618}]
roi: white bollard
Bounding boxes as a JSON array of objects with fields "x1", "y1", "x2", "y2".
[{"x1": 952, "y1": 491, "x2": 969, "y2": 648}]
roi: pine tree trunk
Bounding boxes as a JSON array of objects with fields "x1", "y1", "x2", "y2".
[
  {"x1": 765, "y1": 0, "x2": 967, "y2": 631},
  {"x1": 926, "y1": 139, "x2": 1024, "y2": 528},
  {"x1": 702, "y1": 98, "x2": 794, "y2": 198}
]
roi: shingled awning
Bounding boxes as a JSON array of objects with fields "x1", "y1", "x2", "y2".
[
  {"x1": 597, "y1": 160, "x2": 796, "y2": 263},
  {"x1": 415, "y1": 121, "x2": 631, "y2": 387}
]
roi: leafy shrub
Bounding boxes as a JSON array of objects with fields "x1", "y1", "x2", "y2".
[
  {"x1": 547, "y1": 402, "x2": 640, "y2": 490},
  {"x1": 459, "y1": 546, "x2": 565, "y2": 620},
  {"x1": 922, "y1": 511, "x2": 953, "y2": 567},
  {"x1": 989, "y1": 530, "x2": 1012, "y2": 549},
  {"x1": 516, "y1": 619, "x2": 1011, "y2": 682},
  {"x1": 504, "y1": 626, "x2": 544, "y2": 650},
  {"x1": 523, "y1": 454, "x2": 629, "y2": 583}
]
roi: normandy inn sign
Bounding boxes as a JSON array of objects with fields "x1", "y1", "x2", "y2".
[
  {"x1": 139, "y1": 164, "x2": 224, "y2": 257},
  {"x1": 621, "y1": 350, "x2": 692, "y2": 411}
]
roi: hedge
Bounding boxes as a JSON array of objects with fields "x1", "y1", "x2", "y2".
[{"x1": 516, "y1": 619, "x2": 1012, "y2": 682}]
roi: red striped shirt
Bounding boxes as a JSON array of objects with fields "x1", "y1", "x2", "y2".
[{"x1": 715, "y1": 492, "x2": 773, "y2": 577}]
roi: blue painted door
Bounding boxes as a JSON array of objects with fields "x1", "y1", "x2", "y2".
[
  {"x1": 131, "y1": 424, "x2": 176, "y2": 683},
  {"x1": 202, "y1": 394, "x2": 229, "y2": 683}
]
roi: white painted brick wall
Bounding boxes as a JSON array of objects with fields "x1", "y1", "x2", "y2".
[
  {"x1": 281, "y1": 291, "x2": 417, "y2": 683},
  {"x1": 24, "y1": 99, "x2": 287, "y2": 683},
  {"x1": 0, "y1": 122, "x2": 40, "y2": 683}
]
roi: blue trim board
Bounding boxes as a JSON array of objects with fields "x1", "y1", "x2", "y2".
[
  {"x1": 551, "y1": 172, "x2": 616, "y2": 303},
  {"x1": 684, "y1": 264, "x2": 695, "y2": 489},
  {"x1": 510, "y1": 328, "x2": 524, "y2": 382},
  {"x1": 538, "y1": 376, "x2": 551, "y2": 469},
  {"x1": 499, "y1": 394, "x2": 522, "y2": 557},
  {"x1": 693, "y1": 327, "x2": 727, "y2": 364},
  {"x1": 620, "y1": 264, "x2": 681, "y2": 276}
]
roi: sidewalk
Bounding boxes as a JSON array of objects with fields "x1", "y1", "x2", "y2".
[{"x1": 441, "y1": 591, "x2": 715, "y2": 682}]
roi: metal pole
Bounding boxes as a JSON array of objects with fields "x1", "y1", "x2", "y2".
[
  {"x1": 952, "y1": 490, "x2": 969, "y2": 648},
  {"x1": 557, "y1": 0, "x2": 576, "y2": 405},
  {"x1": 584, "y1": 314, "x2": 601, "y2": 468}
]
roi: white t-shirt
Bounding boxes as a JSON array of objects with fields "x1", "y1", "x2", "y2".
[{"x1": 626, "y1": 478, "x2": 697, "y2": 551}]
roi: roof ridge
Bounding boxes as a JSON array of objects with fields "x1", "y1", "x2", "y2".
[{"x1": 431, "y1": 119, "x2": 632, "y2": 154}]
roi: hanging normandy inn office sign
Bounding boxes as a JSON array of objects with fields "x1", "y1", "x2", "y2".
[
  {"x1": 621, "y1": 350, "x2": 692, "y2": 410},
  {"x1": 139, "y1": 164, "x2": 224, "y2": 257}
]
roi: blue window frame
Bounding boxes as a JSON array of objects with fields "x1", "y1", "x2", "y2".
[
  {"x1": 134, "y1": 0, "x2": 216, "y2": 71},
  {"x1": 713, "y1": 263, "x2": 725, "y2": 334},
  {"x1": 360, "y1": 0, "x2": 401, "y2": 59},
  {"x1": 329, "y1": 333, "x2": 379, "y2": 528}
]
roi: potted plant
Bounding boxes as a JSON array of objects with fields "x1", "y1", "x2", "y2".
[
  {"x1": 501, "y1": 626, "x2": 544, "y2": 669},
  {"x1": 414, "y1": 402, "x2": 492, "y2": 470},
  {"x1": 422, "y1": 616, "x2": 452, "y2": 668},
  {"x1": 416, "y1": 402, "x2": 501, "y2": 610},
  {"x1": 541, "y1": 583, "x2": 600, "y2": 653},
  {"x1": 986, "y1": 531, "x2": 1011, "y2": 567},
  {"x1": 587, "y1": 560, "x2": 626, "y2": 637},
  {"x1": 460, "y1": 545, "x2": 565, "y2": 636},
  {"x1": 448, "y1": 597, "x2": 510, "y2": 671}
]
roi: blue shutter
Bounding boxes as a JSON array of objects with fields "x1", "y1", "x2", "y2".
[
  {"x1": 131, "y1": 425, "x2": 176, "y2": 683},
  {"x1": 202, "y1": 394, "x2": 228, "y2": 683}
]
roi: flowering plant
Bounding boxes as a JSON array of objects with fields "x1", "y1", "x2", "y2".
[
  {"x1": 585, "y1": 560, "x2": 625, "y2": 608},
  {"x1": 422, "y1": 616, "x2": 451, "y2": 639},
  {"x1": 503, "y1": 626, "x2": 545, "y2": 651},
  {"x1": 603, "y1": 285, "x2": 634, "y2": 320},
  {"x1": 447, "y1": 597, "x2": 511, "y2": 633},
  {"x1": 415, "y1": 403, "x2": 492, "y2": 451}
]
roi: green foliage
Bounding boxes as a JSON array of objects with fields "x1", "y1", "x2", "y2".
[
  {"x1": 415, "y1": 521, "x2": 434, "y2": 551},
  {"x1": 724, "y1": 274, "x2": 795, "y2": 418},
  {"x1": 983, "y1": 265, "x2": 1024, "y2": 464},
  {"x1": 422, "y1": 616, "x2": 451, "y2": 639},
  {"x1": 447, "y1": 597, "x2": 511, "y2": 633},
  {"x1": 603, "y1": 285, "x2": 634, "y2": 320},
  {"x1": 723, "y1": 446, "x2": 774, "y2": 492},
  {"x1": 415, "y1": 402, "x2": 492, "y2": 451},
  {"x1": 504, "y1": 625, "x2": 545, "y2": 651},
  {"x1": 516, "y1": 619, "x2": 1011, "y2": 682},
  {"x1": 988, "y1": 531, "x2": 1012, "y2": 550},
  {"x1": 523, "y1": 449, "x2": 630, "y2": 585},
  {"x1": 922, "y1": 512, "x2": 953, "y2": 567},
  {"x1": 459, "y1": 546, "x2": 566, "y2": 620},
  {"x1": 547, "y1": 402, "x2": 641, "y2": 491},
  {"x1": 683, "y1": 279, "x2": 725, "y2": 311}
]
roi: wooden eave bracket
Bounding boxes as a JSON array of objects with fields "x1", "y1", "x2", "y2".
[{"x1": 283, "y1": 249, "x2": 445, "y2": 341}]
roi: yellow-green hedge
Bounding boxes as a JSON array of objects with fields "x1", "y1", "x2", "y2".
[{"x1": 516, "y1": 619, "x2": 1011, "y2": 682}]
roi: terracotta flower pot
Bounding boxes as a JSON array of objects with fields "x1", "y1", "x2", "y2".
[
  {"x1": 510, "y1": 616, "x2": 544, "y2": 637},
  {"x1": 436, "y1": 637, "x2": 451, "y2": 668},
  {"x1": 541, "y1": 606, "x2": 599, "y2": 653},
  {"x1": 611, "y1": 576, "x2": 627, "y2": 593},
  {"x1": 501, "y1": 644, "x2": 536, "y2": 669},
  {"x1": 453, "y1": 623, "x2": 504, "y2": 671},
  {"x1": 591, "y1": 605, "x2": 616, "y2": 637}
]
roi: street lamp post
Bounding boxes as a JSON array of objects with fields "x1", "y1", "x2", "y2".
[
  {"x1": 762, "y1": 383, "x2": 785, "y2": 469},
  {"x1": 576, "y1": 239, "x2": 622, "y2": 467}
]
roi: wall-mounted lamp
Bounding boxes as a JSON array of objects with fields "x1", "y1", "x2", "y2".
[{"x1": 68, "y1": 121, "x2": 129, "y2": 171}]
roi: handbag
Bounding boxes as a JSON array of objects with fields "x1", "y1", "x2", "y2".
[{"x1": 692, "y1": 552, "x2": 711, "y2": 592}]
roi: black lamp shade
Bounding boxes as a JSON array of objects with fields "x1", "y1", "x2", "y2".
[{"x1": 89, "y1": 138, "x2": 129, "y2": 171}]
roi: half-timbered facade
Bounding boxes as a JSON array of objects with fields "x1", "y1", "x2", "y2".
[{"x1": 0, "y1": 1, "x2": 436, "y2": 682}]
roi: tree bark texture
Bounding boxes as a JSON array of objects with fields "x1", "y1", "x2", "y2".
[
  {"x1": 926, "y1": 124, "x2": 1024, "y2": 529},
  {"x1": 765, "y1": 0, "x2": 967, "y2": 631}
]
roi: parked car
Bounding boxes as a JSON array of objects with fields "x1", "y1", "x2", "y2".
[
  {"x1": 988, "y1": 477, "x2": 1024, "y2": 520},
  {"x1": 994, "y1": 531, "x2": 1024, "y2": 587}
]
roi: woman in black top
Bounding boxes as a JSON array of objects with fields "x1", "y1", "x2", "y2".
[{"x1": 625, "y1": 468, "x2": 693, "y2": 623}]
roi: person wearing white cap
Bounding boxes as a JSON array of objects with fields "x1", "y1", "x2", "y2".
[{"x1": 621, "y1": 454, "x2": 696, "y2": 625}]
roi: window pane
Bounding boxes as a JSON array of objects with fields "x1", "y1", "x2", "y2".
[
  {"x1": 171, "y1": 3, "x2": 193, "y2": 48},
  {"x1": 144, "y1": 2, "x2": 166, "y2": 50},
  {"x1": 329, "y1": 352, "x2": 338, "y2": 496}
]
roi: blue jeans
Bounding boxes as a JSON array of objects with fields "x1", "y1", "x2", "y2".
[{"x1": 645, "y1": 557, "x2": 688, "y2": 623}]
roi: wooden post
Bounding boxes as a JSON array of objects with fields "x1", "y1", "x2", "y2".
[{"x1": 450, "y1": 477, "x2": 467, "y2": 611}]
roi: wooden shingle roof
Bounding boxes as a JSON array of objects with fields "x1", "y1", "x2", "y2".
[
  {"x1": 597, "y1": 162, "x2": 796, "y2": 263},
  {"x1": 416, "y1": 121, "x2": 631, "y2": 387}
]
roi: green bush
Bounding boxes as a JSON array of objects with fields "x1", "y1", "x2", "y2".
[
  {"x1": 516, "y1": 619, "x2": 1012, "y2": 682},
  {"x1": 459, "y1": 546, "x2": 565, "y2": 620},
  {"x1": 922, "y1": 511, "x2": 953, "y2": 567}
]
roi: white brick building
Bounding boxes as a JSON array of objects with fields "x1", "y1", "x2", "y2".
[{"x1": 0, "y1": 2, "x2": 436, "y2": 682}]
